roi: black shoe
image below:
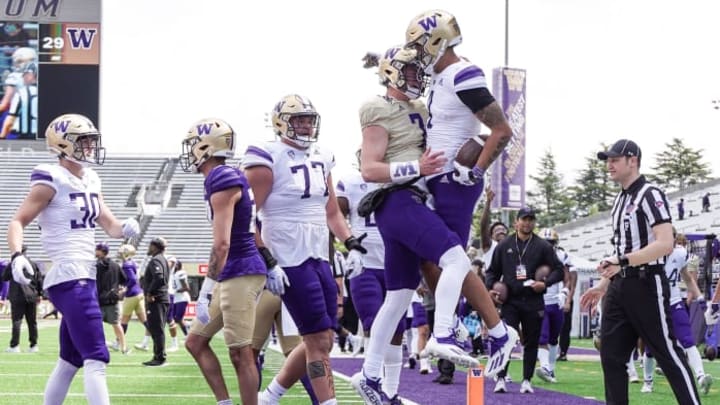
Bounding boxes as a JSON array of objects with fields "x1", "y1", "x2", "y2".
[
  {"x1": 557, "y1": 353, "x2": 568, "y2": 362},
  {"x1": 433, "y1": 374, "x2": 454, "y2": 385},
  {"x1": 143, "y1": 359, "x2": 166, "y2": 367}
]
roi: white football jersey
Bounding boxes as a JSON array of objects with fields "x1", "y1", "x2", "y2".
[
  {"x1": 426, "y1": 60, "x2": 486, "y2": 175},
  {"x1": 31, "y1": 164, "x2": 102, "y2": 288},
  {"x1": 4, "y1": 71, "x2": 23, "y2": 88},
  {"x1": 336, "y1": 171, "x2": 384, "y2": 270},
  {"x1": 172, "y1": 269, "x2": 191, "y2": 302},
  {"x1": 544, "y1": 248, "x2": 573, "y2": 306},
  {"x1": 665, "y1": 245, "x2": 688, "y2": 305},
  {"x1": 242, "y1": 141, "x2": 335, "y2": 267}
]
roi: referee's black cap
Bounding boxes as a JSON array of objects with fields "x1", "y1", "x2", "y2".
[{"x1": 597, "y1": 139, "x2": 642, "y2": 161}]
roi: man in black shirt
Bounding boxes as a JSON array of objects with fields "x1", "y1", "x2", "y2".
[
  {"x1": 141, "y1": 237, "x2": 170, "y2": 367},
  {"x1": 95, "y1": 242, "x2": 128, "y2": 354},
  {"x1": 485, "y1": 208, "x2": 564, "y2": 394},
  {"x1": 2, "y1": 245, "x2": 42, "y2": 352},
  {"x1": 581, "y1": 139, "x2": 700, "y2": 405}
]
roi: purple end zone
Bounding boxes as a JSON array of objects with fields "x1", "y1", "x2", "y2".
[{"x1": 331, "y1": 356, "x2": 603, "y2": 405}]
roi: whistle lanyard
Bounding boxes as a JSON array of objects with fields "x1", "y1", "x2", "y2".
[{"x1": 516, "y1": 234, "x2": 533, "y2": 265}]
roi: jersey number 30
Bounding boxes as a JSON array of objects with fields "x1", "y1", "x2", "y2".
[{"x1": 69, "y1": 192, "x2": 100, "y2": 229}]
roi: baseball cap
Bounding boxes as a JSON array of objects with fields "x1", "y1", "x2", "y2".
[
  {"x1": 517, "y1": 207, "x2": 536, "y2": 219},
  {"x1": 597, "y1": 139, "x2": 642, "y2": 161}
]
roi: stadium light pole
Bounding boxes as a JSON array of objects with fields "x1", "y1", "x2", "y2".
[{"x1": 505, "y1": 0, "x2": 510, "y2": 66}]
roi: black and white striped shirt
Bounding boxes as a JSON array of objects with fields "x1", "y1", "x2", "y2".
[
  {"x1": 9, "y1": 83, "x2": 37, "y2": 137},
  {"x1": 610, "y1": 175, "x2": 672, "y2": 266}
]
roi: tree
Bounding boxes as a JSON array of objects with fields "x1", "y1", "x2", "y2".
[
  {"x1": 649, "y1": 137, "x2": 712, "y2": 191},
  {"x1": 568, "y1": 145, "x2": 617, "y2": 217},
  {"x1": 527, "y1": 149, "x2": 575, "y2": 227}
]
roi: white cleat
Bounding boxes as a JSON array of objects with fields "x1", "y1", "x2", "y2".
[
  {"x1": 493, "y1": 378, "x2": 507, "y2": 393},
  {"x1": 348, "y1": 334, "x2": 364, "y2": 357},
  {"x1": 258, "y1": 390, "x2": 279, "y2": 405},
  {"x1": 641, "y1": 382, "x2": 653, "y2": 393},
  {"x1": 28, "y1": 345, "x2": 39, "y2": 353},
  {"x1": 520, "y1": 379, "x2": 534, "y2": 394},
  {"x1": 134, "y1": 343, "x2": 148, "y2": 351},
  {"x1": 698, "y1": 374, "x2": 713, "y2": 395},
  {"x1": 419, "y1": 357, "x2": 432, "y2": 374},
  {"x1": 485, "y1": 325, "x2": 519, "y2": 378},
  {"x1": 535, "y1": 367, "x2": 553, "y2": 383},
  {"x1": 520, "y1": 380, "x2": 535, "y2": 394},
  {"x1": 5, "y1": 346, "x2": 20, "y2": 353},
  {"x1": 423, "y1": 336, "x2": 479, "y2": 368},
  {"x1": 350, "y1": 371, "x2": 385, "y2": 405},
  {"x1": 167, "y1": 343, "x2": 179, "y2": 352}
]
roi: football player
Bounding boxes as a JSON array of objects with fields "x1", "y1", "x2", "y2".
[
  {"x1": 6, "y1": 113, "x2": 140, "y2": 405},
  {"x1": 337, "y1": 157, "x2": 406, "y2": 403},
  {"x1": 535, "y1": 228, "x2": 573, "y2": 383},
  {"x1": 403, "y1": 9, "x2": 518, "y2": 378},
  {"x1": 0, "y1": 47, "x2": 35, "y2": 114},
  {"x1": 168, "y1": 258, "x2": 190, "y2": 351},
  {"x1": 180, "y1": 118, "x2": 267, "y2": 405},
  {"x1": 118, "y1": 243, "x2": 149, "y2": 347},
  {"x1": 642, "y1": 230, "x2": 712, "y2": 394},
  {"x1": 244, "y1": 94, "x2": 366, "y2": 405},
  {"x1": 350, "y1": 44, "x2": 509, "y2": 404}
]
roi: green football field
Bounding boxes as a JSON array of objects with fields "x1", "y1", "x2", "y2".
[{"x1": 0, "y1": 317, "x2": 718, "y2": 404}]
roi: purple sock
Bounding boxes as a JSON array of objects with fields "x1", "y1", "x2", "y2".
[
  {"x1": 121, "y1": 324, "x2": 128, "y2": 334},
  {"x1": 300, "y1": 375, "x2": 319, "y2": 405}
]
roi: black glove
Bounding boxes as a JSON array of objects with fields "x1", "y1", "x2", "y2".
[{"x1": 344, "y1": 233, "x2": 368, "y2": 254}]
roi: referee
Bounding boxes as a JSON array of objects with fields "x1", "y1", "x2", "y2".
[
  {"x1": 0, "y1": 61, "x2": 36, "y2": 139},
  {"x1": 581, "y1": 139, "x2": 700, "y2": 405}
]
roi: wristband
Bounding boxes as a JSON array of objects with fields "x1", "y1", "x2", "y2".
[
  {"x1": 389, "y1": 160, "x2": 420, "y2": 183},
  {"x1": 337, "y1": 303, "x2": 344, "y2": 307},
  {"x1": 618, "y1": 254, "x2": 629, "y2": 267},
  {"x1": 258, "y1": 247, "x2": 277, "y2": 269}
]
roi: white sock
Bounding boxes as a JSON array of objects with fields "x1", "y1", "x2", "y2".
[
  {"x1": 685, "y1": 346, "x2": 706, "y2": 378},
  {"x1": 217, "y1": 400, "x2": 233, "y2": 405},
  {"x1": 141, "y1": 335, "x2": 149, "y2": 345},
  {"x1": 43, "y1": 358, "x2": 79, "y2": 405},
  {"x1": 434, "y1": 246, "x2": 471, "y2": 337},
  {"x1": 538, "y1": 348, "x2": 550, "y2": 370},
  {"x1": 643, "y1": 354, "x2": 655, "y2": 382},
  {"x1": 627, "y1": 358, "x2": 638, "y2": 378},
  {"x1": 363, "y1": 289, "x2": 414, "y2": 379},
  {"x1": 487, "y1": 320, "x2": 508, "y2": 339},
  {"x1": 362, "y1": 336, "x2": 370, "y2": 351},
  {"x1": 420, "y1": 357, "x2": 431, "y2": 371},
  {"x1": 548, "y1": 344, "x2": 559, "y2": 371},
  {"x1": 383, "y1": 344, "x2": 403, "y2": 397},
  {"x1": 410, "y1": 328, "x2": 419, "y2": 357},
  {"x1": 172, "y1": 337, "x2": 178, "y2": 346},
  {"x1": 319, "y1": 400, "x2": 337, "y2": 405},
  {"x1": 83, "y1": 359, "x2": 110, "y2": 405},
  {"x1": 266, "y1": 378, "x2": 288, "y2": 400}
]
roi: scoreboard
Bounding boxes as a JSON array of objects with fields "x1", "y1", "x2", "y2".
[{"x1": 0, "y1": 0, "x2": 99, "y2": 141}]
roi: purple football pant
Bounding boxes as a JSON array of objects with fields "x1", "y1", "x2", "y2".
[
  {"x1": 47, "y1": 279, "x2": 110, "y2": 367},
  {"x1": 350, "y1": 268, "x2": 404, "y2": 336},
  {"x1": 375, "y1": 189, "x2": 461, "y2": 291},
  {"x1": 670, "y1": 301, "x2": 695, "y2": 348},
  {"x1": 426, "y1": 172, "x2": 484, "y2": 245},
  {"x1": 411, "y1": 302, "x2": 428, "y2": 328},
  {"x1": 539, "y1": 303, "x2": 564, "y2": 345},
  {"x1": 166, "y1": 295, "x2": 176, "y2": 323},
  {"x1": 281, "y1": 258, "x2": 337, "y2": 335}
]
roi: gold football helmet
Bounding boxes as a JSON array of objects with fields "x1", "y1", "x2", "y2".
[
  {"x1": 179, "y1": 118, "x2": 235, "y2": 172},
  {"x1": 11, "y1": 47, "x2": 37, "y2": 72},
  {"x1": 541, "y1": 228, "x2": 560, "y2": 243},
  {"x1": 378, "y1": 46, "x2": 427, "y2": 99},
  {"x1": 45, "y1": 113, "x2": 105, "y2": 165},
  {"x1": 405, "y1": 10, "x2": 462, "y2": 73},
  {"x1": 271, "y1": 94, "x2": 320, "y2": 149},
  {"x1": 118, "y1": 244, "x2": 136, "y2": 260}
]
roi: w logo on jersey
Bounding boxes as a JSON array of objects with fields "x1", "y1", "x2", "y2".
[
  {"x1": 384, "y1": 47, "x2": 399, "y2": 59},
  {"x1": 53, "y1": 120, "x2": 70, "y2": 133},
  {"x1": 418, "y1": 16, "x2": 438, "y2": 31},
  {"x1": 66, "y1": 28, "x2": 97, "y2": 49},
  {"x1": 196, "y1": 123, "x2": 213, "y2": 135}
]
